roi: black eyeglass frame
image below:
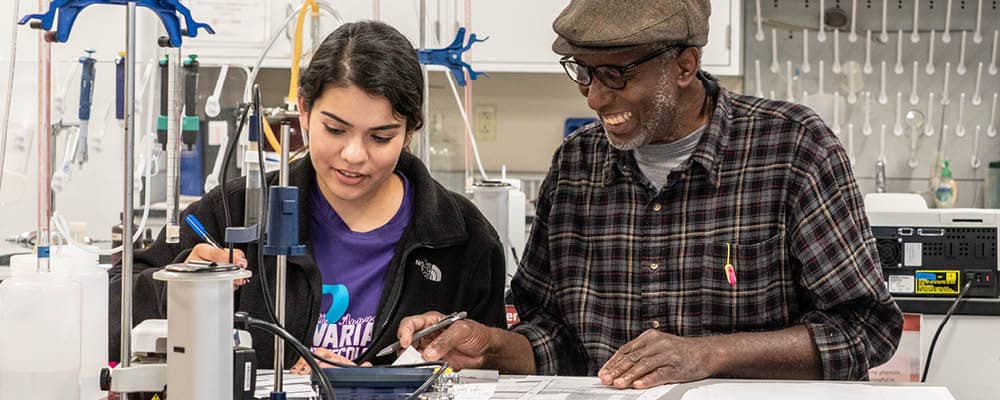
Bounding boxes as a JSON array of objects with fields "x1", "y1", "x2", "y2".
[{"x1": 559, "y1": 46, "x2": 680, "y2": 90}]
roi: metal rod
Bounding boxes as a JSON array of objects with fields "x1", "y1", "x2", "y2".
[
  {"x1": 165, "y1": 47, "x2": 181, "y2": 243},
  {"x1": 273, "y1": 122, "x2": 291, "y2": 392},
  {"x1": 280, "y1": 123, "x2": 290, "y2": 186},
  {"x1": 419, "y1": 0, "x2": 430, "y2": 167},
  {"x1": 463, "y1": 0, "x2": 473, "y2": 193},
  {"x1": 121, "y1": 0, "x2": 138, "y2": 368}
]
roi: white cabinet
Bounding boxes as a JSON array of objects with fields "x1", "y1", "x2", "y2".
[
  {"x1": 177, "y1": 0, "x2": 742, "y2": 75},
  {"x1": 702, "y1": 0, "x2": 743, "y2": 76},
  {"x1": 466, "y1": 0, "x2": 742, "y2": 76},
  {"x1": 469, "y1": 0, "x2": 570, "y2": 73}
]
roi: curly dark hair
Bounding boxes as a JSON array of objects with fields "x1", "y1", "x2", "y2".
[{"x1": 298, "y1": 21, "x2": 424, "y2": 133}]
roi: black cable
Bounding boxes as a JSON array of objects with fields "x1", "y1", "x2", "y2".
[
  {"x1": 251, "y1": 84, "x2": 281, "y2": 327},
  {"x1": 404, "y1": 361, "x2": 448, "y2": 400},
  {"x1": 220, "y1": 104, "x2": 251, "y2": 228},
  {"x1": 246, "y1": 316, "x2": 337, "y2": 400},
  {"x1": 921, "y1": 280, "x2": 974, "y2": 383}
]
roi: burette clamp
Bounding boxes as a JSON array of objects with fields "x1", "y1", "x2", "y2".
[
  {"x1": 418, "y1": 27, "x2": 487, "y2": 86},
  {"x1": 18, "y1": 0, "x2": 215, "y2": 47}
]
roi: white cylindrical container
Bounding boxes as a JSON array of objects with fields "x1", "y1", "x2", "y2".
[
  {"x1": 473, "y1": 181, "x2": 513, "y2": 285},
  {"x1": 0, "y1": 254, "x2": 82, "y2": 400},
  {"x1": 48, "y1": 247, "x2": 108, "y2": 400},
  {"x1": 154, "y1": 265, "x2": 250, "y2": 400},
  {"x1": 2, "y1": 246, "x2": 107, "y2": 400}
]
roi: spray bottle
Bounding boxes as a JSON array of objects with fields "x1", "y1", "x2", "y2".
[{"x1": 933, "y1": 160, "x2": 958, "y2": 208}]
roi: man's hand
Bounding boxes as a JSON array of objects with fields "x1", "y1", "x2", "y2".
[
  {"x1": 184, "y1": 243, "x2": 248, "y2": 290},
  {"x1": 397, "y1": 311, "x2": 494, "y2": 370},
  {"x1": 598, "y1": 329, "x2": 718, "y2": 389},
  {"x1": 290, "y1": 348, "x2": 372, "y2": 375}
]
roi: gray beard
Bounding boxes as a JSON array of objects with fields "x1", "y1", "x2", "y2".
[{"x1": 606, "y1": 68, "x2": 679, "y2": 150}]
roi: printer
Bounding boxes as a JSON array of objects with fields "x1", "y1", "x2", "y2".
[{"x1": 865, "y1": 194, "x2": 999, "y2": 314}]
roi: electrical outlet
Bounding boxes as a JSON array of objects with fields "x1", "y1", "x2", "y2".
[{"x1": 474, "y1": 104, "x2": 497, "y2": 142}]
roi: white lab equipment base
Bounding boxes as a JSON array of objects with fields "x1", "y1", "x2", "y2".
[{"x1": 152, "y1": 267, "x2": 250, "y2": 400}]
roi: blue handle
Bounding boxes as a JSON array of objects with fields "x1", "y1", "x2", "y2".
[
  {"x1": 78, "y1": 49, "x2": 96, "y2": 121},
  {"x1": 248, "y1": 109, "x2": 260, "y2": 142},
  {"x1": 115, "y1": 52, "x2": 125, "y2": 120}
]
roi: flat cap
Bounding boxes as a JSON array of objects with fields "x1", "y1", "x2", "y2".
[{"x1": 552, "y1": 0, "x2": 711, "y2": 56}]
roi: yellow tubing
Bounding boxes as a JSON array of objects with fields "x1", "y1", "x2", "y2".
[
  {"x1": 261, "y1": 118, "x2": 283, "y2": 154},
  {"x1": 288, "y1": 0, "x2": 319, "y2": 106}
]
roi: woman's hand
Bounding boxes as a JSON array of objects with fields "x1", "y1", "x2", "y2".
[
  {"x1": 290, "y1": 348, "x2": 371, "y2": 375},
  {"x1": 184, "y1": 243, "x2": 248, "y2": 290}
]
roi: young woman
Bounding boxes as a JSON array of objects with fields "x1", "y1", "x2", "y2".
[{"x1": 110, "y1": 21, "x2": 507, "y2": 370}]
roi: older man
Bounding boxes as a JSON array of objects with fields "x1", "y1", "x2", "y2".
[{"x1": 397, "y1": 0, "x2": 902, "y2": 388}]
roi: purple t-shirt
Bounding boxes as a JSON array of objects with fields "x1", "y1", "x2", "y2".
[{"x1": 309, "y1": 173, "x2": 412, "y2": 359}]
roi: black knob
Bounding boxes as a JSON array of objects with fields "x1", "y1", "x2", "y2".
[{"x1": 99, "y1": 367, "x2": 112, "y2": 391}]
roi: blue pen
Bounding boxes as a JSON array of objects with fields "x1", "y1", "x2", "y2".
[{"x1": 184, "y1": 214, "x2": 222, "y2": 249}]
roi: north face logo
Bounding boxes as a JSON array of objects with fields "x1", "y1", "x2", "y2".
[{"x1": 416, "y1": 259, "x2": 442, "y2": 282}]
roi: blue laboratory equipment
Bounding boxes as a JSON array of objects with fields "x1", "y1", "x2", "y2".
[
  {"x1": 18, "y1": 0, "x2": 214, "y2": 48},
  {"x1": 418, "y1": 27, "x2": 486, "y2": 86}
]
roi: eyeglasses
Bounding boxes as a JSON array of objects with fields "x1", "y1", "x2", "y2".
[{"x1": 559, "y1": 46, "x2": 678, "y2": 90}]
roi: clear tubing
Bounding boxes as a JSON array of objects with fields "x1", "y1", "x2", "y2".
[
  {"x1": 0, "y1": 0, "x2": 20, "y2": 194},
  {"x1": 165, "y1": 48, "x2": 181, "y2": 243},
  {"x1": 446, "y1": 72, "x2": 487, "y2": 181},
  {"x1": 244, "y1": 2, "x2": 343, "y2": 113},
  {"x1": 245, "y1": 10, "x2": 300, "y2": 108},
  {"x1": 37, "y1": 0, "x2": 52, "y2": 273},
  {"x1": 121, "y1": 0, "x2": 138, "y2": 368},
  {"x1": 52, "y1": 135, "x2": 153, "y2": 254}
]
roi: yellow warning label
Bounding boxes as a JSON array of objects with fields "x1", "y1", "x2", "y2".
[{"x1": 915, "y1": 270, "x2": 961, "y2": 294}]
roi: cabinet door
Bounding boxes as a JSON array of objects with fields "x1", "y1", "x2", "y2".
[
  {"x1": 179, "y1": 0, "x2": 281, "y2": 66},
  {"x1": 469, "y1": 0, "x2": 570, "y2": 73},
  {"x1": 702, "y1": 0, "x2": 743, "y2": 75}
]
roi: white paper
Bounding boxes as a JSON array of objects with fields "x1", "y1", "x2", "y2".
[
  {"x1": 392, "y1": 346, "x2": 428, "y2": 366},
  {"x1": 254, "y1": 369, "x2": 317, "y2": 399},
  {"x1": 454, "y1": 382, "x2": 499, "y2": 400},
  {"x1": 680, "y1": 382, "x2": 955, "y2": 400},
  {"x1": 490, "y1": 376, "x2": 676, "y2": 400}
]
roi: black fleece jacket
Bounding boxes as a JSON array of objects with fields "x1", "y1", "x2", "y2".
[{"x1": 109, "y1": 152, "x2": 507, "y2": 367}]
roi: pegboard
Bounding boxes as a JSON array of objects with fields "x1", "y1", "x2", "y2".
[{"x1": 743, "y1": 0, "x2": 1000, "y2": 205}]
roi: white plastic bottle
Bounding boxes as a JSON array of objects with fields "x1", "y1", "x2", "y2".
[
  {"x1": 50, "y1": 248, "x2": 109, "y2": 400},
  {"x1": 0, "y1": 246, "x2": 108, "y2": 400},
  {"x1": 0, "y1": 255, "x2": 83, "y2": 400}
]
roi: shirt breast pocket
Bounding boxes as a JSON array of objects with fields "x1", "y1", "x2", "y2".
[{"x1": 699, "y1": 233, "x2": 790, "y2": 333}]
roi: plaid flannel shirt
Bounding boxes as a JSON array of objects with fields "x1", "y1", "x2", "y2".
[{"x1": 510, "y1": 79, "x2": 903, "y2": 380}]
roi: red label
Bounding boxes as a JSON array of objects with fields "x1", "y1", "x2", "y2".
[{"x1": 505, "y1": 304, "x2": 520, "y2": 328}]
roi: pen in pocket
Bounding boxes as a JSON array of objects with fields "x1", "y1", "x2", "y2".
[{"x1": 724, "y1": 243, "x2": 736, "y2": 286}]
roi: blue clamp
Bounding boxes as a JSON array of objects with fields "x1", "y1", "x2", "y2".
[
  {"x1": 418, "y1": 27, "x2": 487, "y2": 86},
  {"x1": 19, "y1": 0, "x2": 215, "y2": 48}
]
